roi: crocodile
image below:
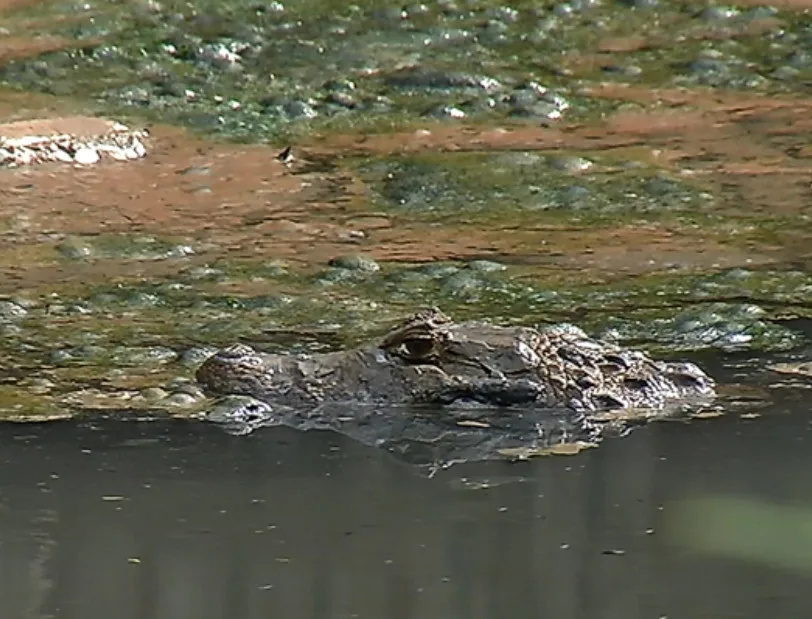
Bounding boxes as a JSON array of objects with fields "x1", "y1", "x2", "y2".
[{"x1": 195, "y1": 308, "x2": 716, "y2": 446}]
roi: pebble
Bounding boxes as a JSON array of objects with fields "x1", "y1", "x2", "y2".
[
  {"x1": 74, "y1": 147, "x2": 100, "y2": 165},
  {"x1": 328, "y1": 255, "x2": 381, "y2": 272}
]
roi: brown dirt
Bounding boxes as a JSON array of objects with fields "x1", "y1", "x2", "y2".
[
  {"x1": 4, "y1": 79, "x2": 812, "y2": 293},
  {"x1": 0, "y1": 115, "x2": 132, "y2": 138},
  {"x1": 0, "y1": 35, "x2": 79, "y2": 64}
]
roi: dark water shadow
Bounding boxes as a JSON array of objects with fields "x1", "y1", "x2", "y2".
[{"x1": 1, "y1": 390, "x2": 812, "y2": 618}]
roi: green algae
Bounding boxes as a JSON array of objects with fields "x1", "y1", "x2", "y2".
[
  {"x1": 2, "y1": 253, "x2": 810, "y2": 421},
  {"x1": 354, "y1": 150, "x2": 716, "y2": 222},
  {"x1": 56, "y1": 234, "x2": 196, "y2": 261},
  {"x1": 2, "y1": 0, "x2": 810, "y2": 141}
]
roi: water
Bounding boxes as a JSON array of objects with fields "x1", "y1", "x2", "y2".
[{"x1": 1, "y1": 395, "x2": 811, "y2": 619}]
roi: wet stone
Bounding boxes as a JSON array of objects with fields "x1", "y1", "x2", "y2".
[
  {"x1": 428, "y1": 105, "x2": 466, "y2": 119},
  {"x1": 460, "y1": 98, "x2": 498, "y2": 115},
  {"x1": 56, "y1": 237, "x2": 94, "y2": 260},
  {"x1": 116, "y1": 86, "x2": 153, "y2": 106},
  {"x1": 507, "y1": 87, "x2": 545, "y2": 108},
  {"x1": 180, "y1": 346, "x2": 220, "y2": 367},
  {"x1": 89, "y1": 290, "x2": 163, "y2": 308},
  {"x1": 715, "y1": 268, "x2": 753, "y2": 282},
  {"x1": 504, "y1": 82, "x2": 570, "y2": 120},
  {"x1": 688, "y1": 56, "x2": 730, "y2": 78},
  {"x1": 184, "y1": 266, "x2": 223, "y2": 279},
  {"x1": 164, "y1": 392, "x2": 201, "y2": 406},
  {"x1": 644, "y1": 176, "x2": 685, "y2": 196},
  {"x1": 282, "y1": 100, "x2": 319, "y2": 120},
  {"x1": 486, "y1": 6, "x2": 520, "y2": 22},
  {"x1": 210, "y1": 294, "x2": 290, "y2": 313},
  {"x1": 618, "y1": 0, "x2": 659, "y2": 8},
  {"x1": 261, "y1": 260, "x2": 291, "y2": 277},
  {"x1": 553, "y1": 3, "x2": 576, "y2": 17},
  {"x1": 381, "y1": 268, "x2": 434, "y2": 288},
  {"x1": 787, "y1": 51, "x2": 812, "y2": 70},
  {"x1": 494, "y1": 151, "x2": 545, "y2": 167},
  {"x1": 603, "y1": 64, "x2": 643, "y2": 78},
  {"x1": 416, "y1": 263, "x2": 462, "y2": 280},
  {"x1": 530, "y1": 19, "x2": 560, "y2": 39},
  {"x1": 0, "y1": 324, "x2": 25, "y2": 337},
  {"x1": 508, "y1": 100, "x2": 564, "y2": 121},
  {"x1": 441, "y1": 272, "x2": 486, "y2": 297},
  {"x1": 425, "y1": 27, "x2": 474, "y2": 45},
  {"x1": 50, "y1": 346, "x2": 107, "y2": 365},
  {"x1": 139, "y1": 387, "x2": 169, "y2": 401},
  {"x1": 372, "y1": 6, "x2": 408, "y2": 26},
  {"x1": 375, "y1": 162, "x2": 450, "y2": 210},
  {"x1": 478, "y1": 19, "x2": 511, "y2": 44},
  {"x1": 110, "y1": 346, "x2": 178, "y2": 367},
  {"x1": 544, "y1": 92, "x2": 570, "y2": 112},
  {"x1": 0, "y1": 300, "x2": 28, "y2": 320},
  {"x1": 772, "y1": 66, "x2": 800, "y2": 81},
  {"x1": 741, "y1": 6, "x2": 777, "y2": 19},
  {"x1": 27, "y1": 378, "x2": 56, "y2": 394},
  {"x1": 528, "y1": 184, "x2": 587, "y2": 210},
  {"x1": 166, "y1": 377, "x2": 198, "y2": 392},
  {"x1": 548, "y1": 155, "x2": 594, "y2": 174},
  {"x1": 385, "y1": 67, "x2": 502, "y2": 92},
  {"x1": 571, "y1": 0, "x2": 602, "y2": 9},
  {"x1": 326, "y1": 92, "x2": 358, "y2": 109},
  {"x1": 172, "y1": 382, "x2": 206, "y2": 398},
  {"x1": 699, "y1": 6, "x2": 739, "y2": 21},
  {"x1": 316, "y1": 268, "x2": 372, "y2": 286},
  {"x1": 328, "y1": 255, "x2": 381, "y2": 272},
  {"x1": 56, "y1": 235, "x2": 195, "y2": 261},
  {"x1": 437, "y1": 0, "x2": 461, "y2": 15},
  {"x1": 324, "y1": 79, "x2": 356, "y2": 93},
  {"x1": 196, "y1": 42, "x2": 248, "y2": 71},
  {"x1": 467, "y1": 260, "x2": 507, "y2": 273}
]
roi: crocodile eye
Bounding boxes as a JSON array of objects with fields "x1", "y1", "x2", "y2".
[{"x1": 398, "y1": 337, "x2": 437, "y2": 361}]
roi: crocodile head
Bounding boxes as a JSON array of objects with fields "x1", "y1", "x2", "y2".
[
  {"x1": 196, "y1": 307, "x2": 715, "y2": 413},
  {"x1": 378, "y1": 307, "x2": 715, "y2": 410}
]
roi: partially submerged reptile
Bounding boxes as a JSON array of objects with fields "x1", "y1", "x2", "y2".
[{"x1": 196, "y1": 308, "x2": 716, "y2": 441}]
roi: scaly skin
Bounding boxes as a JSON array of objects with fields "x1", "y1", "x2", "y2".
[{"x1": 196, "y1": 307, "x2": 716, "y2": 415}]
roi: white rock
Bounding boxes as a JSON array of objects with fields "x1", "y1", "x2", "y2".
[
  {"x1": 17, "y1": 135, "x2": 48, "y2": 147},
  {"x1": 74, "y1": 147, "x2": 100, "y2": 165},
  {"x1": 18, "y1": 150, "x2": 36, "y2": 165},
  {"x1": 52, "y1": 149, "x2": 74, "y2": 163},
  {"x1": 109, "y1": 148, "x2": 129, "y2": 161}
]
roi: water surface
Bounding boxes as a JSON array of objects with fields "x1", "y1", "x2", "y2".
[{"x1": 2, "y1": 392, "x2": 811, "y2": 619}]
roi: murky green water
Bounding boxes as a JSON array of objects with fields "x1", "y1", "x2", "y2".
[{"x1": 1, "y1": 376, "x2": 811, "y2": 619}]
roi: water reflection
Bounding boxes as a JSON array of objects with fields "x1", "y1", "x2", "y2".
[{"x1": 0, "y1": 403, "x2": 811, "y2": 619}]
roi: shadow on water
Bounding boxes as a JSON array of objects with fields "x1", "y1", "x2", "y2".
[{"x1": 2, "y1": 384, "x2": 812, "y2": 619}]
